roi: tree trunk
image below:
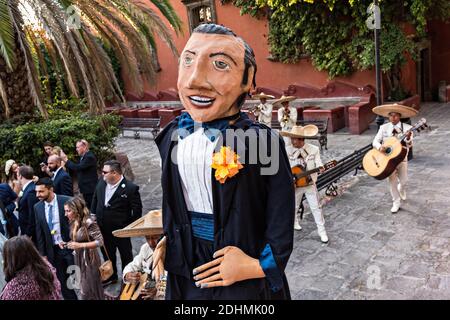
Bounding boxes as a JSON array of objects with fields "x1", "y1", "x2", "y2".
[{"x1": 0, "y1": 34, "x2": 36, "y2": 120}]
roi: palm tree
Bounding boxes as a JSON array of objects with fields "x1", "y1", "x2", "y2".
[{"x1": 0, "y1": 0, "x2": 182, "y2": 119}]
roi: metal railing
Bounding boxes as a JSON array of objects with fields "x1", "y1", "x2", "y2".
[{"x1": 298, "y1": 143, "x2": 372, "y2": 218}]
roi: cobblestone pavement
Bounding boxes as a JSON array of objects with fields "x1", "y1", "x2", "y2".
[{"x1": 110, "y1": 102, "x2": 450, "y2": 299}]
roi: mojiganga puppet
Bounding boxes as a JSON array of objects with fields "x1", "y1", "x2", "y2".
[{"x1": 153, "y1": 23, "x2": 295, "y2": 300}]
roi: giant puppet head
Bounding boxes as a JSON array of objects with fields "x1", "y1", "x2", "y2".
[{"x1": 177, "y1": 24, "x2": 257, "y2": 123}]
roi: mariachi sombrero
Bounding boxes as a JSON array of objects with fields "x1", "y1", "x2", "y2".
[
  {"x1": 252, "y1": 92, "x2": 275, "y2": 100},
  {"x1": 273, "y1": 95, "x2": 296, "y2": 106},
  {"x1": 280, "y1": 125, "x2": 319, "y2": 139},
  {"x1": 372, "y1": 103, "x2": 418, "y2": 118},
  {"x1": 112, "y1": 209, "x2": 163, "y2": 238}
]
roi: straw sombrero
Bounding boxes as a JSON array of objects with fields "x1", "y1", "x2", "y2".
[
  {"x1": 273, "y1": 95, "x2": 296, "y2": 106},
  {"x1": 252, "y1": 92, "x2": 275, "y2": 100},
  {"x1": 112, "y1": 209, "x2": 163, "y2": 238},
  {"x1": 280, "y1": 125, "x2": 319, "y2": 139},
  {"x1": 372, "y1": 103, "x2": 418, "y2": 118}
]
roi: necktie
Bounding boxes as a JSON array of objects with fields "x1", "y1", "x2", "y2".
[
  {"x1": 47, "y1": 204, "x2": 54, "y2": 233},
  {"x1": 177, "y1": 112, "x2": 241, "y2": 142},
  {"x1": 298, "y1": 149, "x2": 307, "y2": 167},
  {"x1": 392, "y1": 126, "x2": 401, "y2": 136}
]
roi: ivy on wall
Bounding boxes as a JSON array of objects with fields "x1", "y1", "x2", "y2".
[{"x1": 223, "y1": 0, "x2": 450, "y2": 96}]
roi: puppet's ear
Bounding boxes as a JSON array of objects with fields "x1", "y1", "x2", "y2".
[{"x1": 242, "y1": 66, "x2": 255, "y2": 92}]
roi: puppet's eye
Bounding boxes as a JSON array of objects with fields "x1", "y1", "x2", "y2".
[
  {"x1": 213, "y1": 60, "x2": 229, "y2": 70},
  {"x1": 183, "y1": 55, "x2": 194, "y2": 66}
]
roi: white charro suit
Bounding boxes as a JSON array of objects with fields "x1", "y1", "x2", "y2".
[
  {"x1": 278, "y1": 106, "x2": 297, "y2": 147},
  {"x1": 255, "y1": 103, "x2": 273, "y2": 127},
  {"x1": 287, "y1": 143, "x2": 325, "y2": 230},
  {"x1": 372, "y1": 121, "x2": 413, "y2": 206}
]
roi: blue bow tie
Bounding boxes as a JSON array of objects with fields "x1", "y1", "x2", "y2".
[{"x1": 177, "y1": 112, "x2": 240, "y2": 142}]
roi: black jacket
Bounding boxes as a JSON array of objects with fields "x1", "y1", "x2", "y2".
[
  {"x1": 34, "y1": 195, "x2": 72, "y2": 264},
  {"x1": 52, "y1": 168, "x2": 73, "y2": 197},
  {"x1": 65, "y1": 150, "x2": 98, "y2": 195},
  {"x1": 91, "y1": 178, "x2": 142, "y2": 231},
  {"x1": 18, "y1": 182, "x2": 39, "y2": 239},
  {"x1": 155, "y1": 113, "x2": 295, "y2": 299}
]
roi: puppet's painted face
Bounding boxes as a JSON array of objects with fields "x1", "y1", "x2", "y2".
[{"x1": 177, "y1": 33, "x2": 253, "y2": 123}]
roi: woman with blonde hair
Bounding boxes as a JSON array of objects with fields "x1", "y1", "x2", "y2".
[
  {"x1": 3, "y1": 160, "x2": 20, "y2": 194},
  {"x1": 62, "y1": 196, "x2": 105, "y2": 300},
  {"x1": 52, "y1": 146, "x2": 67, "y2": 168}
]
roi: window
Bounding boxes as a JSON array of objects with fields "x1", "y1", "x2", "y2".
[{"x1": 182, "y1": 0, "x2": 217, "y2": 33}]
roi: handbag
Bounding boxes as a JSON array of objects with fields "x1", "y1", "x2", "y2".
[
  {"x1": 83, "y1": 225, "x2": 114, "y2": 282},
  {"x1": 99, "y1": 254, "x2": 114, "y2": 282}
]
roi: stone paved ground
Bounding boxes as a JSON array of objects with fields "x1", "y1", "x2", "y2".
[{"x1": 110, "y1": 102, "x2": 450, "y2": 299}]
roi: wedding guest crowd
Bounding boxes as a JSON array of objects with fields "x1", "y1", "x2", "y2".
[{"x1": 0, "y1": 140, "x2": 144, "y2": 300}]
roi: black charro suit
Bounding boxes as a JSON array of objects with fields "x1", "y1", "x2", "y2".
[
  {"x1": 34, "y1": 194, "x2": 77, "y2": 300},
  {"x1": 52, "y1": 168, "x2": 73, "y2": 197},
  {"x1": 17, "y1": 182, "x2": 39, "y2": 241},
  {"x1": 155, "y1": 112, "x2": 295, "y2": 300},
  {"x1": 91, "y1": 178, "x2": 142, "y2": 278},
  {"x1": 65, "y1": 150, "x2": 98, "y2": 207}
]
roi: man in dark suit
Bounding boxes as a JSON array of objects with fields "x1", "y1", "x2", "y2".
[
  {"x1": 46, "y1": 155, "x2": 73, "y2": 196},
  {"x1": 34, "y1": 178, "x2": 78, "y2": 300},
  {"x1": 62, "y1": 139, "x2": 98, "y2": 208},
  {"x1": 0, "y1": 183, "x2": 18, "y2": 237},
  {"x1": 91, "y1": 160, "x2": 142, "y2": 284},
  {"x1": 17, "y1": 166, "x2": 39, "y2": 241},
  {"x1": 153, "y1": 24, "x2": 295, "y2": 300}
]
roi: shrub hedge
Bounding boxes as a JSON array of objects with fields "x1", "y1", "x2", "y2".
[{"x1": 0, "y1": 110, "x2": 122, "y2": 176}]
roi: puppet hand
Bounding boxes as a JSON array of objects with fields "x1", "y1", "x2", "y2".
[
  {"x1": 192, "y1": 246, "x2": 265, "y2": 288},
  {"x1": 151, "y1": 236, "x2": 166, "y2": 281}
]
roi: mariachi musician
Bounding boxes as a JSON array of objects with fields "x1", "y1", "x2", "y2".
[
  {"x1": 372, "y1": 104, "x2": 418, "y2": 214},
  {"x1": 276, "y1": 95, "x2": 297, "y2": 131},
  {"x1": 281, "y1": 125, "x2": 329, "y2": 243},
  {"x1": 113, "y1": 210, "x2": 166, "y2": 300},
  {"x1": 251, "y1": 92, "x2": 275, "y2": 127},
  {"x1": 275, "y1": 95, "x2": 297, "y2": 147}
]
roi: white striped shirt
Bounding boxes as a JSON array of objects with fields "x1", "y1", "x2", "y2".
[{"x1": 177, "y1": 129, "x2": 218, "y2": 214}]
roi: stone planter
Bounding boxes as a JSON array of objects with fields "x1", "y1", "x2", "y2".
[{"x1": 119, "y1": 108, "x2": 139, "y2": 118}]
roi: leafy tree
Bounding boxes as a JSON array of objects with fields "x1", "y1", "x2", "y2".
[{"x1": 0, "y1": 0, "x2": 182, "y2": 119}]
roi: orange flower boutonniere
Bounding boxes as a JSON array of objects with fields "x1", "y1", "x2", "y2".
[{"x1": 211, "y1": 146, "x2": 243, "y2": 184}]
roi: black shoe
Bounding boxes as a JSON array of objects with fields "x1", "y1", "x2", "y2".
[{"x1": 102, "y1": 275, "x2": 118, "y2": 287}]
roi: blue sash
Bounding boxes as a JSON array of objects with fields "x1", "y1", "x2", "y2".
[{"x1": 188, "y1": 211, "x2": 214, "y2": 242}]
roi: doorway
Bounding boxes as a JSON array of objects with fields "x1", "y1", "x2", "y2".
[{"x1": 417, "y1": 41, "x2": 432, "y2": 101}]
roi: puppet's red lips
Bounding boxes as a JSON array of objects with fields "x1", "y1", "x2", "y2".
[{"x1": 188, "y1": 95, "x2": 215, "y2": 107}]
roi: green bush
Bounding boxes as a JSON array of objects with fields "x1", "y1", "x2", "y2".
[{"x1": 0, "y1": 110, "x2": 122, "y2": 175}]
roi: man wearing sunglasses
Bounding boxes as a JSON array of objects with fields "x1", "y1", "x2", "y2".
[{"x1": 91, "y1": 160, "x2": 143, "y2": 286}]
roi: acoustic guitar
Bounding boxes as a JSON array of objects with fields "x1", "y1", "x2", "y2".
[
  {"x1": 292, "y1": 160, "x2": 337, "y2": 188},
  {"x1": 119, "y1": 273, "x2": 167, "y2": 300},
  {"x1": 120, "y1": 273, "x2": 150, "y2": 300},
  {"x1": 363, "y1": 118, "x2": 428, "y2": 180}
]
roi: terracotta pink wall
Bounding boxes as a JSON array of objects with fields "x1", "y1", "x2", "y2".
[
  {"x1": 123, "y1": 1, "x2": 427, "y2": 98},
  {"x1": 429, "y1": 20, "x2": 450, "y2": 93}
]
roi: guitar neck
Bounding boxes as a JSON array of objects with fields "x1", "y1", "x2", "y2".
[
  {"x1": 294, "y1": 166, "x2": 321, "y2": 178},
  {"x1": 399, "y1": 119, "x2": 426, "y2": 142},
  {"x1": 399, "y1": 129, "x2": 412, "y2": 142}
]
